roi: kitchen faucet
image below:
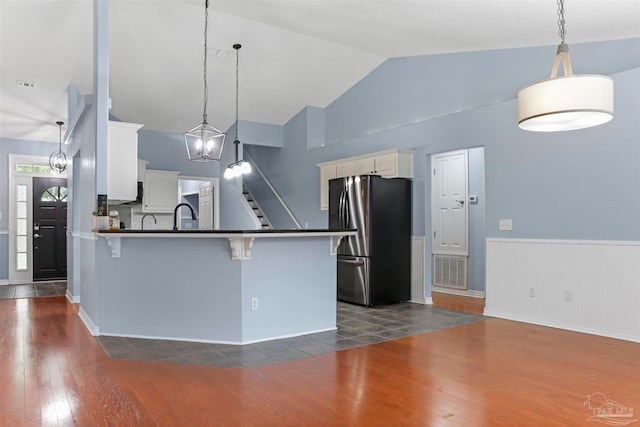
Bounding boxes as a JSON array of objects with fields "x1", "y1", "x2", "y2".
[
  {"x1": 173, "y1": 203, "x2": 197, "y2": 230},
  {"x1": 141, "y1": 213, "x2": 156, "y2": 230}
]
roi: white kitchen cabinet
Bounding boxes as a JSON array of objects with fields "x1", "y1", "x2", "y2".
[
  {"x1": 352, "y1": 152, "x2": 406, "y2": 176},
  {"x1": 336, "y1": 162, "x2": 354, "y2": 178},
  {"x1": 319, "y1": 164, "x2": 337, "y2": 211},
  {"x1": 107, "y1": 121, "x2": 143, "y2": 203},
  {"x1": 143, "y1": 169, "x2": 179, "y2": 213},
  {"x1": 317, "y1": 148, "x2": 414, "y2": 211}
]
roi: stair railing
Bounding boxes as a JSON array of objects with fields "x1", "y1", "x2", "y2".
[{"x1": 243, "y1": 152, "x2": 302, "y2": 229}]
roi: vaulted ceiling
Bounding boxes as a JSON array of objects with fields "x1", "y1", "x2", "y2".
[{"x1": 1, "y1": 0, "x2": 638, "y2": 143}]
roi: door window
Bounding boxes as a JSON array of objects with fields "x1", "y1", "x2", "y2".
[
  {"x1": 16, "y1": 184, "x2": 28, "y2": 271},
  {"x1": 40, "y1": 186, "x2": 68, "y2": 202}
]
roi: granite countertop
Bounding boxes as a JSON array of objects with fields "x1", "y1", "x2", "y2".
[{"x1": 96, "y1": 228, "x2": 354, "y2": 234}]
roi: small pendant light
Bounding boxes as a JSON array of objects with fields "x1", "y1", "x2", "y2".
[
  {"x1": 224, "y1": 43, "x2": 252, "y2": 179},
  {"x1": 49, "y1": 121, "x2": 67, "y2": 173},
  {"x1": 517, "y1": 0, "x2": 614, "y2": 132},
  {"x1": 184, "y1": 0, "x2": 225, "y2": 161}
]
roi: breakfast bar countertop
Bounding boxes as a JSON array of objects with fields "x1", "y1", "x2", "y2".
[{"x1": 95, "y1": 228, "x2": 352, "y2": 234}]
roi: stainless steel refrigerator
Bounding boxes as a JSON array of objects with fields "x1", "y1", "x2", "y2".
[{"x1": 329, "y1": 175, "x2": 412, "y2": 306}]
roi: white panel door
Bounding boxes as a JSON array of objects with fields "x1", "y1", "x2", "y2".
[
  {"x1": 431, "y1": 150, "x2": 468, "y2": 255},
  {"x1": 199, "y1": 182, "x2": 213, "y2": 230}
]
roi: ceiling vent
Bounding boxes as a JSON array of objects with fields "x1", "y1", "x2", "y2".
[{"x1": 16, "y1": 80, "x2": 37, "y2": 88}]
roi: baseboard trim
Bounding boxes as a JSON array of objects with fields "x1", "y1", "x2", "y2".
[
  {"x1": 66, "y1": 290, "x2": 80, "y2": 304},
  {"x1": 484, "y1": 309, "x2": 640, "y2": 344},
  {"x1": 78, "y1": 307, "x2": 99, "y2": 336},
  {"x1": 99, "y1": 326, "x2": 339, "y2": 345},
  {"x1": 432, "y1": 287, "x2": 485, "y2": 299},
  {"x1": 0, "y1": 279, "x2": 8, "y2": 286},
  {"x1": 410, "y1": 297, "x2": 433, "y2": 305}
]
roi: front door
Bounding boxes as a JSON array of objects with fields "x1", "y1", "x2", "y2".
[{"x1": 33, "y1": 177, "x2": 67, "y2": 281}]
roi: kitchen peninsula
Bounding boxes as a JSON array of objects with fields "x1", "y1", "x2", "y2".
[{"x1": 84, "y1": 229, "x2": 355, "y2": 345}]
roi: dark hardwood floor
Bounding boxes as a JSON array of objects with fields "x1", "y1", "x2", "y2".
[{"x1": 1, "y1": 296, "x2": 638, "y2": 426}]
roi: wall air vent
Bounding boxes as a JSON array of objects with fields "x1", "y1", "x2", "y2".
[
  {"x1": 433, "y1": 255, "x2": 467, "y2": 290},
  {"x1": 16, "y1": 80, "x2": 37, "y2": 88}
]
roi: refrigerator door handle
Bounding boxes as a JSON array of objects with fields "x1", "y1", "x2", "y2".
[
  {"x1": 338, "y1": 259, "x2": 365, "y2": 266},
  {"x1": 338, "y1": 191, "x2": 344, "y2": 228},
  {"x1": 344, "y1": 189, "x2": 350, "y2": 228}
]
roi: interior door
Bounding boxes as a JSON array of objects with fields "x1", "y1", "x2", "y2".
[
  {"x1": 199, "y1": 182, "x2": 213, "y2": 230},
  {"x1": 33, "y1": 177, "x2": 67, "y2": 281},
  {"x1": 431, "y1": 150, "x2": 468, "y2": 256}
]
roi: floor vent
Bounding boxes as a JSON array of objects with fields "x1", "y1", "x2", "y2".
[{"x1": 433, "y1": 255, "x2": 467, "y2": 290}]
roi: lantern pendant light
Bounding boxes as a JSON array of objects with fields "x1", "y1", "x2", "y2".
[
  {"x1": 224, "y1": 43, "x2": 252, "y2": 179},
  {"x1": 49, "y1": 121, "x2": 67, "y2": 173},
  {"x1": 184, "y1": 0, "x2": 225, "y2": 161},
  {"x1": 517, "y1": 0, "x2": 613, "y2": 132}
]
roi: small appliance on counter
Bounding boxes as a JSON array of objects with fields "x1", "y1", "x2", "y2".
[{"x1": 329, "y1": 175, "x2": 412, "y2": 306}]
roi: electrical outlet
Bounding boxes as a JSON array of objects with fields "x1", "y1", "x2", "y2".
[
  {"x1": 251, "y1": 297, "x2": 259, "y2": 311},
  {"x1": 564, "y1": 290, "x2": 572, "y2": 302},
  {"x1": 529, "y1": 287, "x2": 536, "y2": 297},
  {"x1": 499, "y1": 219, "x2": 513, "y2": 231}
]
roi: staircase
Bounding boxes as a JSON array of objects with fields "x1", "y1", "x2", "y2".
[{"x1": 243, "y1": 185, "x2": 272, "y2": 229}]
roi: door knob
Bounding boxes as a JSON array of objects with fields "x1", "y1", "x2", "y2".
[
  {"x1": 34, "y1": 233, "x2": 42, "y2": 238},
  {"x1": 455, "y1": 200, "x2": 465, "y2": 205}
]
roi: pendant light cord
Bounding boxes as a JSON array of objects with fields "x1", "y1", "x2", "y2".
[
  {"x1": 202, "y1": 0, "x2": 209, "y2": 124},
  {"x1": 234, "y1": 44, "x2": 240, "y2": 141},
  {"x1": 57, "y1": 121, "x2": 64, "y2": 151},
  {"x1": 557, "y1": 0, "x2": 566, "y2": 43}
]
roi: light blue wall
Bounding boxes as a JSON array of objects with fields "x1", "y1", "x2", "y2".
[
  {"x1": 467, "y1": 147, "x2": 485, "y2": 292},
  {"x1": 240, "y1": 237, "x2": 337, "y2": 342},
  {"x1": 138, "y1": 129, "x2": 221, "y2": 176},
  {"x1": 245, "y1": 107, "x2": 327, "y2": 229},
  {"x1": 324, "y1": 39, "x2": 639, "y2": 146},
  {"x1": 243, "y1": 38, "x2": 640, "y2": 295},
  {"x1": 238, "y1": 120, "x2": 283, "y2": 148},
  {"x1": 95, "y1": 237, "x2": 243, "y2": 341}
]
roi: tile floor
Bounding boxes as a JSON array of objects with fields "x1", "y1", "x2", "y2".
[
  {"x1": 0, "y1": 281, "x2": 67, "y2": 299},
  {"x1": 97, "y1": 302, "x2": 486, "y2": 368}
]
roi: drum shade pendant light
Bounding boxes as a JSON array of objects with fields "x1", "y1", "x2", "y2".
[
  {"x1": 49, "y1": 121, "x2": 67, "y2": 173},
  {"x1": 224, "y1": 44, "x2": 252, "y2": 179},
  {"x1": 184, "y1": 0, "x2": 225, "y2": 161},
  {"x1": 517, "y1": 0, "x2": 613, "y2": 132}
]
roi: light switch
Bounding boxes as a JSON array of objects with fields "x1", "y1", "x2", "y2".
[{"x1": 499, "y1": 219, "x2": 513, "y2": 231}]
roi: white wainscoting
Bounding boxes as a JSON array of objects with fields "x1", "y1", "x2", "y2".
[
  {"x1": 411, "y1": 237, "x2": 431, "y2": 304},
  {"x1": 486, "y1": 238, "x2": 640, "y2": 342}
]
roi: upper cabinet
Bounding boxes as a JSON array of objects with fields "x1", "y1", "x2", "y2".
[
  {"x1": 107, "y1": 121, "x2": 143, "y2": 204},
  {"x1": 317, "y1": 148, "x2": 414, "y2": 210},
  {"x1": 142, "y1": 169, "x2": 179, "y2": 213}
]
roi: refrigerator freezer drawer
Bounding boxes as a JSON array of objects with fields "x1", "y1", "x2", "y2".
[{"x1": 337, "y1": 256, "x2": 370, "y2": 306}]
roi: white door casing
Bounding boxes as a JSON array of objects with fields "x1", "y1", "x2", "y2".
[
  {"x1": 8, "y1": 155, "x2": 67, "y2": 284},
  {"x1": 431, "y1": 150, "x2": 469, "y2": 256}
]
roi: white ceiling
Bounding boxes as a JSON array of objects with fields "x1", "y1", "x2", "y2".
[{"x1": 1, "y1": 0, "x2": 638, "y2": 143}]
